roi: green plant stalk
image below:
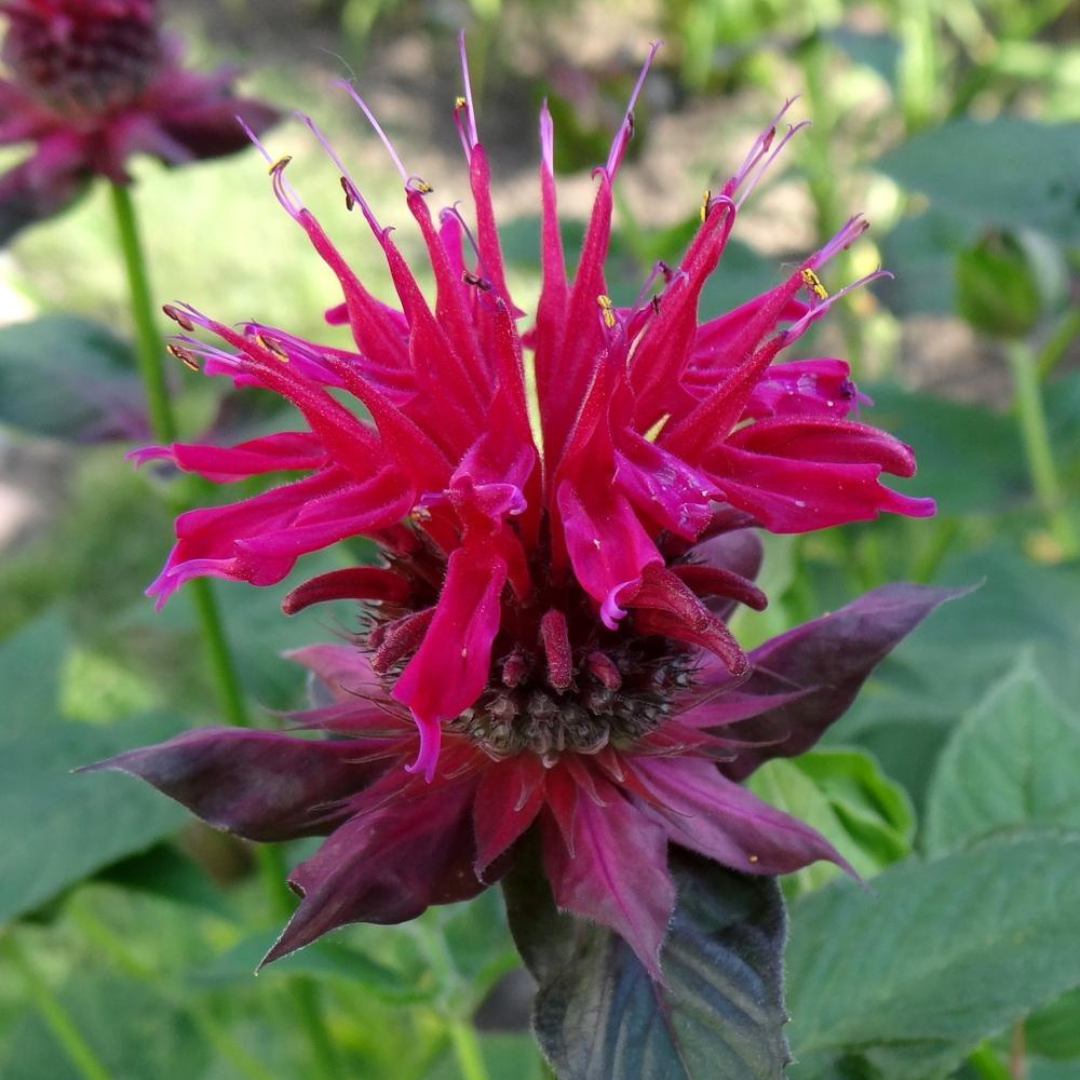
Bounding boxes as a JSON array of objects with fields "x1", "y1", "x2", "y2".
[
  {"x1": 411, "y1": 918, "x2": 492, "y2": 1080},
  {"x1": 968, "y1": 1041, "x2": 1014, "y2": 1080},
  {"x1": 3, "y1": 933, "x2": 113, "y2": 1080},
  {"x1": 1006, "y1": 340, "x2": 1079, "y2": 556},
  {"x1": 448, "y1": 1020, "x2": 490, "y2": 1080},
  {"x1": 109, "y1": 181, "x2": 343, "y2": 1080}
]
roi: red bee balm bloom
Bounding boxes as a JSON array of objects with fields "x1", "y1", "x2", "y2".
[
  {"x1": 92, "y1": 42, "x2": 944, "y2": 976},
  {"x1": 0, "y1": 0, "x2": 278, "y2": 239}
]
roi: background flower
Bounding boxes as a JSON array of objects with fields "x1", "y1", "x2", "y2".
[{"x1": 0, "y1": 0, "x2": 278, "y2": 240}]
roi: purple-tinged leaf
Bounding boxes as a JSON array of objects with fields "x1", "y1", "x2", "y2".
[
  {"x1": 264, "y1": 775, "x2": 484, "y2": 964},
  {"x1": 541, "y1": 781, "x2": 675, "y2": 981},
  {"x1": 505, "y1": 843, "x2": 789, "y2": 1080},
  {"x1": 82, "y1": 727, "x2": 378, "y2": 842},
  {"x1": 636, "y1": 756, "x2": 853, "y2": 877},
  {"x1": 721, "y1": 583, "x2": 973, "y2": 781}
]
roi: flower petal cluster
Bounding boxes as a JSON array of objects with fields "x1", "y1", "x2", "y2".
[
  {"x1": 0, "y1": 0, "x2": 278, "y2": 239},
  {"x1": 97, "y1": 42, "x2": 941, "y2": 975}
]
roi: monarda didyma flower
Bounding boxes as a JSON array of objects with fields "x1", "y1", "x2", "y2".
[
  {"x1": 90, "y1": 40, "x2": 947, "y2": 979},
  {"x1": 0, "y1": 0, "x2": 278, "y2": 239}
]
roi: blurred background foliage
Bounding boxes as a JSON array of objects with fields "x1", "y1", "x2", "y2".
[{"x1": 0, "y1": 0, "x2": 1078, "y2": 1077}]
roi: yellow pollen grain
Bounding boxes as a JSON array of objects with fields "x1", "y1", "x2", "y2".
[
  {"x1": 700, "y1": 189, "x2": 711, "y2": 223},
  {"x1": 800, "y1": 267, "x2": 828, "y2": 301},
  {"x1": 455, "y1": 96, "x2": 467, "y2": 109},
  {"x1": 268, "y1": 155, "x2": 292, "y2": 174},
  {"x1": 413, "y1": 178, "x2": 433, "y2": 194},
  {"x1": 597, "y1": 294, "x2": 616, "y2": 329}
]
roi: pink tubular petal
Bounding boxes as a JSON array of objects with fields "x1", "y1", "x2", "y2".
[
  {"x1": 636, "y1": 756, "x2": 854, "y2": 877},
  {"x1": 393, "y1": 547, "x2": 509, "y2": 779},
  {"x1": 629, "y1": 192, "x2": 737, "y2": 431},
  {"x1": 282, "y1": 566, "x2": 412, "y2": 614},
  {"x1": 534, "y1": 101, "x2": 570, "y2": 373},
  {"x1": 147, "y1": 466, "x2": 414, "y2": 604},
  {"x1": 727, "y1": 416, "x2": 918, "y2": 476},
  {"x1": 706, "y1": 445, "x2": 935, "y2": 533},
  {"x1": 130, "y1": 431, "x2": 327, "y2": 482},
  {"x1": 614, "y1": 430, "x2": 715, "y2": 540},
  {"x1": 542, "y1": 773, "x2": 675, "y2": 980},
  {"x1": 538, "y1": 172, "x2": 614, "y2": 469},
  {"x1": 623, "y1": 565, "x2": 749, "y2": 675},
  {"x1": 556, "y1": 481, "x2": 662, "y2": 617}
]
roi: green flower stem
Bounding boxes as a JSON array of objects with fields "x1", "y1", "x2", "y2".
[
  {"x1": 412, "y1": 919, "x2": 491, "y2": 1080},
  {"x1": 2, "y1": 933, "x2": 113, "y2": 1080},
  {"x1": 1006, "y1": 340, "x2": 1079, "y2": 556},
  {"x1": 448, "y1": 1020, "x2": 490, "y2": 1080},
  {"x1": 109, "y1": 181, "x2": 343, "y2": 1080},
  {"x1": 968, "y1": 1041, "x2": 1014, "y2": 1080}
]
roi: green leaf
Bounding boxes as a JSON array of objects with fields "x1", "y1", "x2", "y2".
[
  {"x1": 876, "y1": 119, "x2": 1080, "y2": 240},
  {"x1": 0, "y1": 314, "x2": 146, "y2": 442},
  {"x1": 785, "y1": 832, "x2": 1080, "y2": 1080},
  {"x1": 925, "y1": 660, "x2": 1080, "y2": 855},
  {"x1": 192, "y1": 930, "x2": 418, "y2": 1000},
  {"x1": 0, "y1": 613, "x2": 186, "y2": 924},
  {"x1": 1, "y1": 971, "x2": 210, "y2": 1080},
  {"x1": 505, "y1": 845, "x2": 789, "y2": 1080},
  {"x1": 838, "y1": 547, "x2": 1080, "y2": 811},
  {"x1": 425, "y1": 1033, "x2": 548, "y2": 1080},
  {"x1": 748, "y1": 748, "x2": 913, "y2": 897},
  {"x1": 1026, "y1": 987, "x2": 1080, "y2": 1060},
  {"x1": 95, "y1": 843, "x2": 230, "y2": 916}
]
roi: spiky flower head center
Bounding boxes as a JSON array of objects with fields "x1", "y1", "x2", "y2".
[{"x1": 2, "y1": 0, "x2": 161, "y2": 116}]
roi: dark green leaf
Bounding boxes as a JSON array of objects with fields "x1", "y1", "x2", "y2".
[
  {"x1": 876, "y1": 119, "x2": 1080, "y2": 240},
  {"x1": 506, "y1": 845, "x2": 789, "y2": 1080},
  {"x1": 925, "y1": 660, "x2": 1080, "y2": 855},
  {"x1": 0, "y1": 613, "x2": 185, "y2": 924},
  {"x1": 95, "y1": 842, "x2": 230, "y2": 916},
  {"x1": 786, "y1": 832, "x2": 1080, "y2": 1079},
  {"x1": 1026, "y1": 987, "x2": 1080, "y2": 1060},
  {"x1": 192, "y1": 930, "x2": 417, "y2": 999},
  {"x1": 878, "y1": 210, "x2": 973, "y2": 316},
  {"x1": 0, "y1": 314, "x2": 147, "y2": 442}
]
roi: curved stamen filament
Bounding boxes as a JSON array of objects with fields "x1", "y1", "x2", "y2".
[
  {"x1": 333, "y1": 78, "x2": 412, "y2": 186},
  {"x1": 604, "y1": 40, "x2": 662, "y2": 179},
  {"x1": 456, "y1": 29, "x2": 480, "y2": 152}
]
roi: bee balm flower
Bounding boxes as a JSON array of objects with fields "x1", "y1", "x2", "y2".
[
  {"x1": 0, "y1": 0, "x2": 278, "y2": 239},
  {"x1": 92, "y1": 40, "x2": 943, "y2": 976}
]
